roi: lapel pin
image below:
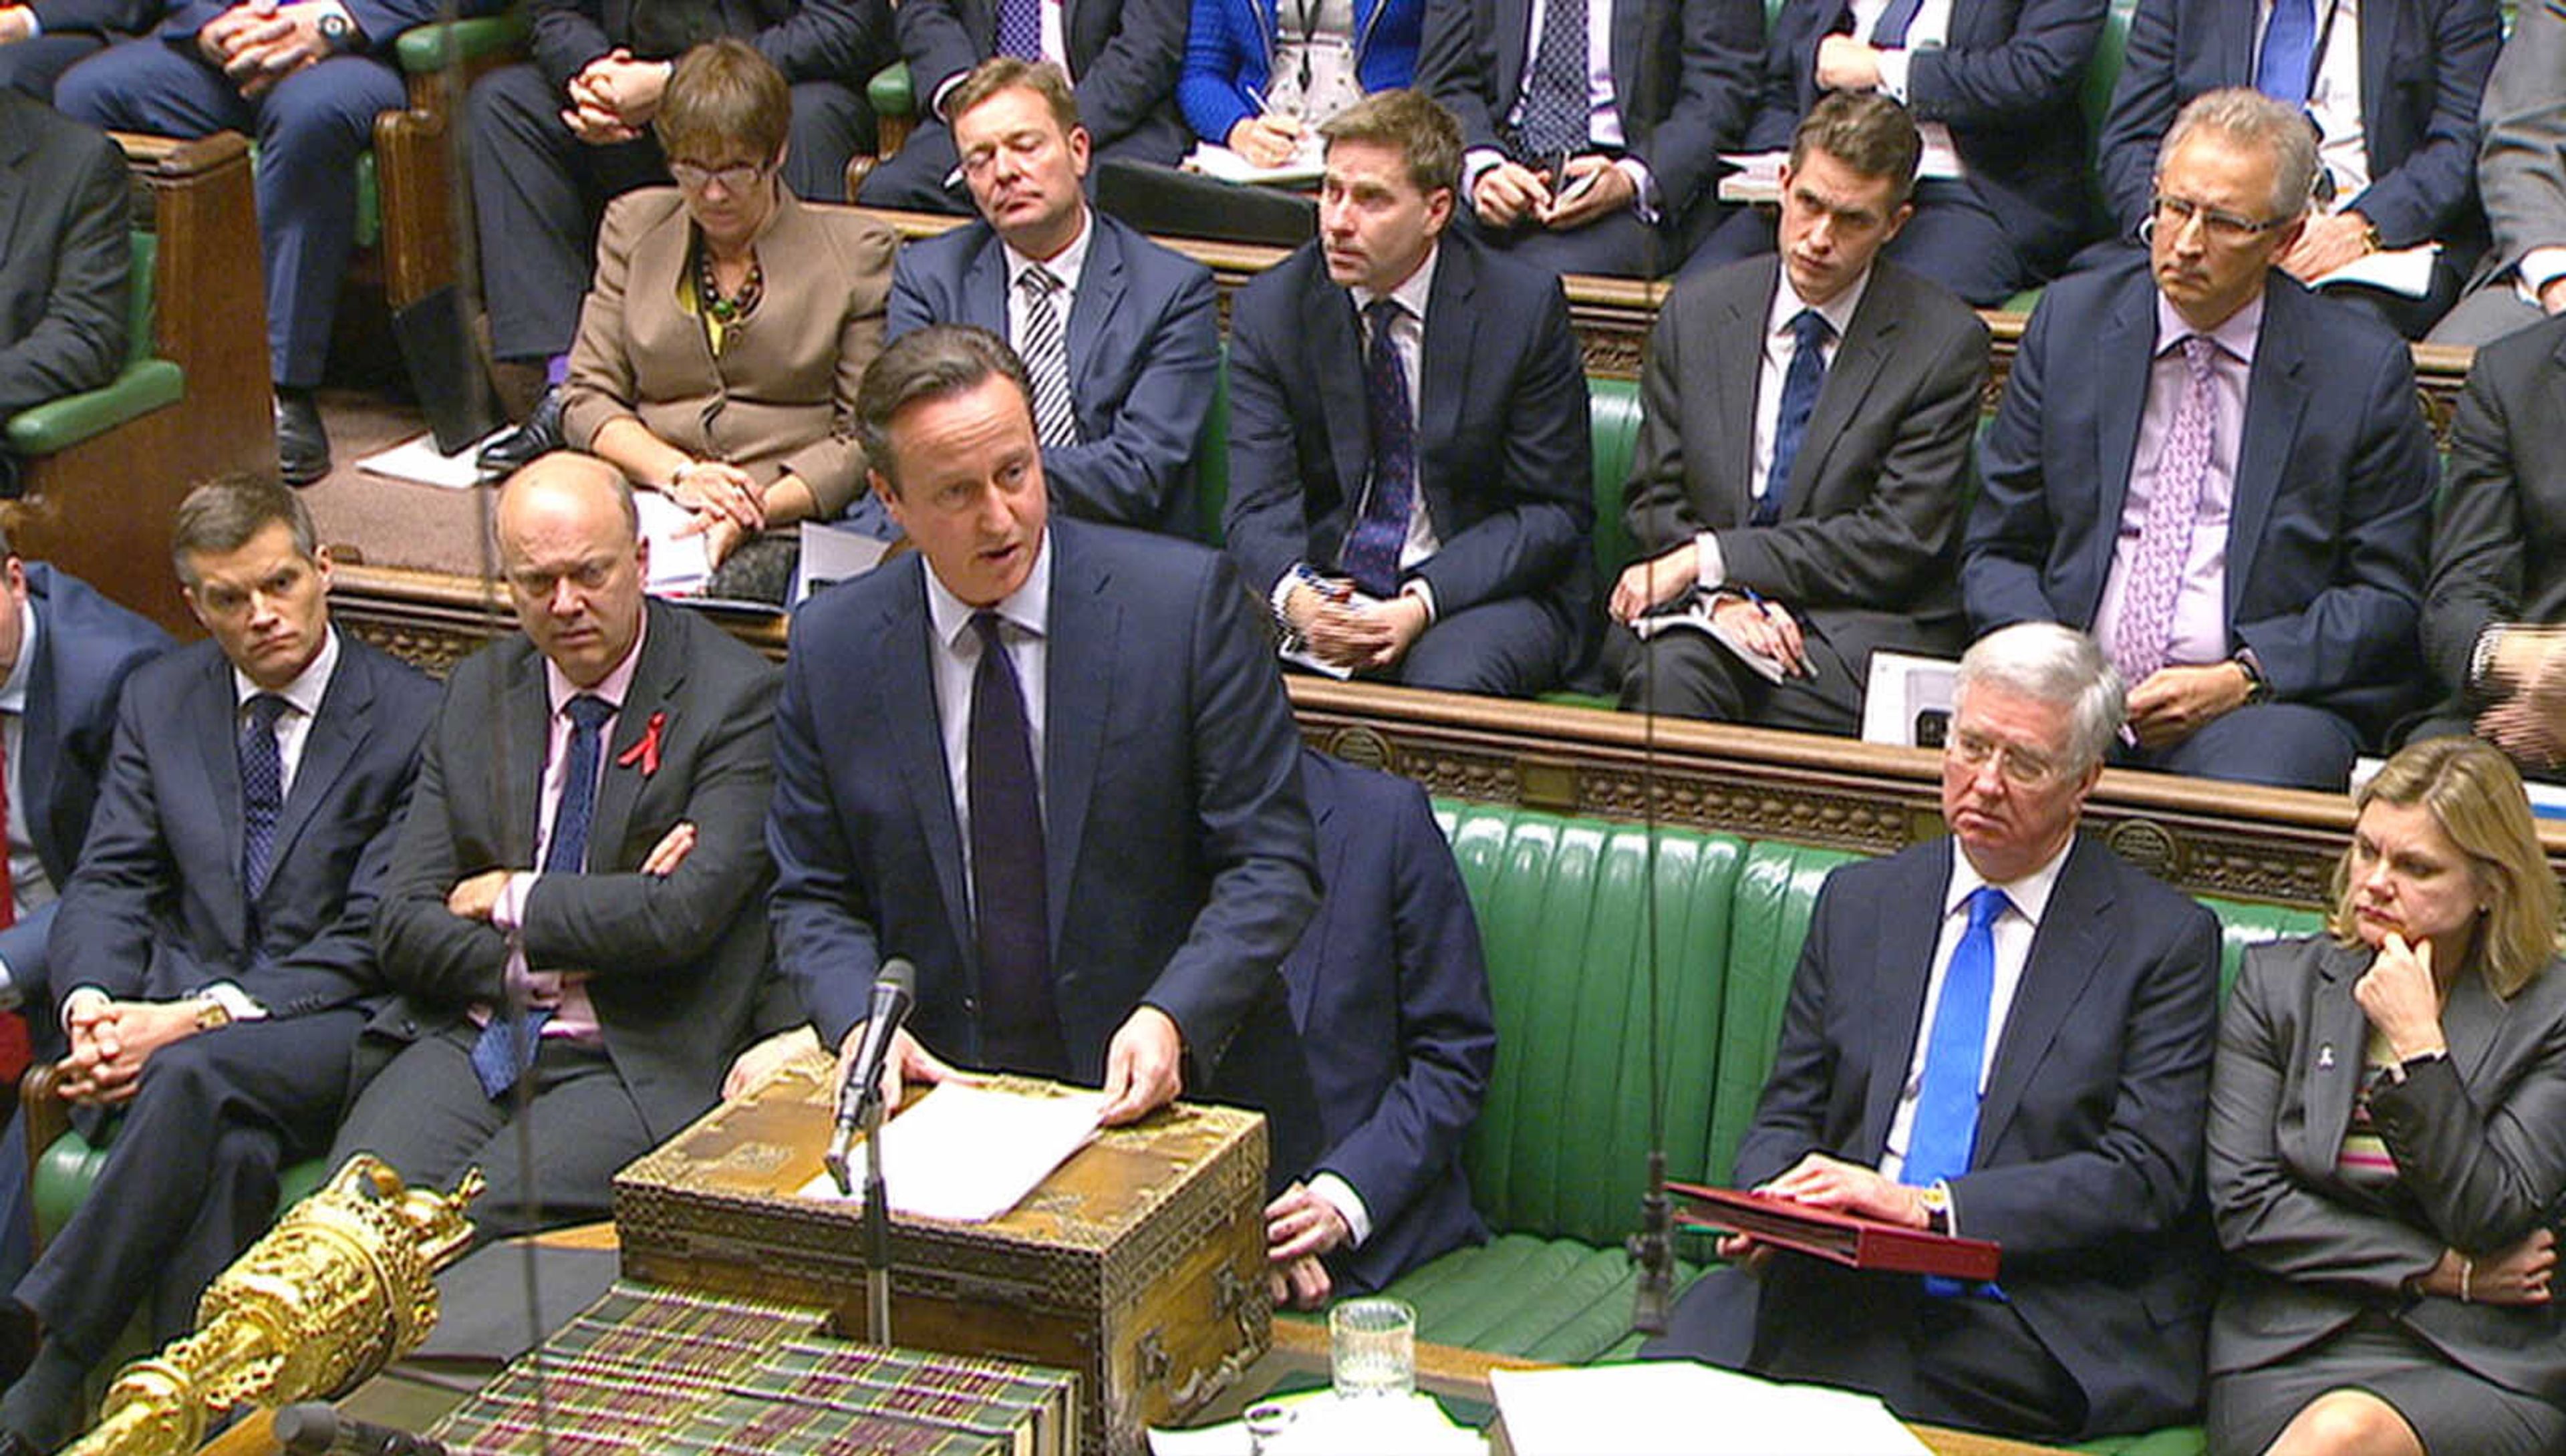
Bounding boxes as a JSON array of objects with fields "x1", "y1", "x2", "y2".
[
  {"x1": 616, "y1": 710, "x2": 666, "y2": 777},
  {"x1": 2317, "y1": 1044, "x2": 2336, "y2": 1070}
]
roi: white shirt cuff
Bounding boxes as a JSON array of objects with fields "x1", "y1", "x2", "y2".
[
  {"x1": 1399, "y1": 579, "x2": 1437, "y2": 624},
  {"x1": 1308, "y1": 1170, "x2": 1374, "y2": 1249},
  {"x1": 59, "y1": 985, "x2": 107, "y2": 1036},
  {"x1": 201, "y1": 982, "x2": 268, "y2": 1021},
  {"x1": 1614, "y1": 157, "x2": 1659, "y2": 224},
  {"x1": 1463, "y1": 146, "x2": 1508, "y2": 211},
  {"x1": 1937, "y1": 1177, "x2": 1959, "y2": 1237},
  {"x1": 1875, "y1": 47, "x2": 1913, "y2": 101},
  {"x1": 1693, "y1": 530, "x2": 1727, "y2": 591},
  {"x1": 0, "y1": 956, "x2": 19, "y2": 1013},
  {"x1": 2519, "y1": 246, "x2": 2566, "y2": 301},
  {"x1": 493, "y1": 871, "x2": 535, "y2": 934}
]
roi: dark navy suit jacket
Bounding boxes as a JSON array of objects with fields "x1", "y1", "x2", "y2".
[
  {"x1": 1962, "y1": 257, "x2": 2436, "y2": 743},
  {"x1": 1223, "y1": 231, "x2": 1594, "y2": 664},
  {"x1": 0, "y1": 90, "x2": 128, "y2": 422},
  {"x1": 0, "y1": 564, "x2": 168, "y2": 1016},
  {"x1": 1727, "y1": 836, "x2": 2223, "y2": 1437},
  {"x1": 48, "y1": 634, "x2": 438, "y2": 1019},
  {"x1": 897, "y1": 0, "x2": 1188, "y2": 154},
  {"x1": 767, "y1": 519, "x2": 1323, "y2": 1181},
  {"x1": 886, "y1": 211, "x2": 1218, "y2": 537},
  {"x1": 1742, "y1": 0, "x2": 2104, "y2": 269},
  {"x1": 1289, "y1": 750, "x2": 1492, "y2": 1297},
  {"x1": 2093, "y1": 0, "x2": 2499, "y2": 254}
]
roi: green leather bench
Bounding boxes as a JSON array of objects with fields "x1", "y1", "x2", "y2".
[{"x1": 3, "y1": 235, "x2": 180, "y2": 465}]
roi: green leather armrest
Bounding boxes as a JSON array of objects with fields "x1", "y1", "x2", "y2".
[
  {"x1": 5, "y1": 359, "x2": 184, "y2": 457},
  {"x1": 870, "y1": 61, "x2": 915, "y2": 122},
  {"x1": 395, "y1": 11, "x2": 531, "y2": 74}
]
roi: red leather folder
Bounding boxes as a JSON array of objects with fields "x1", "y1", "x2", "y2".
[{"x1": 1668, "y1": 1180, "x2": 2001, "y2": 1282}]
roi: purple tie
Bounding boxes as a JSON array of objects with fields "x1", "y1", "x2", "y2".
[
  {"x1": 996, "y1": 0, "x2": 1042, "y2": 61},
  {"x1": 2113, "y1": 336, "x2": 2219, "y2": 686},
  {"x1": 1338, "y1": 298, "x2": 1417, "y2": 599}
]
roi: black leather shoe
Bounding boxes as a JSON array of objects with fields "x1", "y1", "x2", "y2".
[
  {"x1": 275, "y1": 390, "x2": 331, "y2": 486},
  {"x1": 476, "y1": 384, "x2": 564, "y2": 478}
]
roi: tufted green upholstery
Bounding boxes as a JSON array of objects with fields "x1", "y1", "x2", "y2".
[
  {"x1": 1196, "y1": 351, "x2": 1232, "y2": 545},
  {"x1": 870, "y1": 62, "x2": 915, "y2": 128},
  {"x1": 1585, "y1": 375, "x2": 1643, "y2": 591},
  {"x1": 5, "y1": 233, "x2": 182, "y2": 458},
  {"x1": 1705, "y1": 841, "x2": 1862, "y2": 1191}
]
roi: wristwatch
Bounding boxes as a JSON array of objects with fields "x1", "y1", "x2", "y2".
[
  {"x1": 1916, "y1": 1182, "x2": 1953, "y2": 1235},
  {"x1": 315, "y1": 9, "x2": 354, "y2": 51},
  {"x1": 2231, "y1": 648, "x2": 2271, "y2": 706},
  {"x1": 192, "y1": 997, "x2": 233, "y2": 1032}
]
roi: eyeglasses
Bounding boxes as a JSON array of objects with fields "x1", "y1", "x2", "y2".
[
  {"x1": 669, "y1": 159, "x2": 771, "y2": 194},
  {"x1": 1946, "y1": 729, "x2": 2068, "y2": 789},
  {"x1": 2149, "y1": 193, "x2": 2293, "y2": 245}
]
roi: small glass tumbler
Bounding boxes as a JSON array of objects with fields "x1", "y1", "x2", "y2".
[{"x1": 1327, "y1": 1296, "x2": 1416, "y2": 1399}]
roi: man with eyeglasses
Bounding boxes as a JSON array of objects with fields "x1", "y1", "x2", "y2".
[
  {"x1": 883, "y1": 57, "x2": 1219, "y2": 537},
  {"x1": 1964, "y1": 87, "x2": 2434, "y2": 791},
  {"x1": 1646, "y1": 621, "x2": 2223, "y2": 1443}
]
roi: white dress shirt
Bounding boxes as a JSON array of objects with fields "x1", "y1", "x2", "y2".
[
  {"x1": 1003, "y1": 207, "x2": 1094, "y2": 359},
  {"x1": 926, "y1": 530, "x2": 1054, "y2": 903},
  {"x1": 1695, "y1": 267, "x2": 1870, "y2": 591},
  {"x1": 1856, "y1": 0, "x2": 1964, "y2": 180},
  {"x1": 1461, "y1": 0, "x2": 1661, "y2": 217},
  {"x1": 2260, "y1": 0, "x2": 2370, "y2": 205}
]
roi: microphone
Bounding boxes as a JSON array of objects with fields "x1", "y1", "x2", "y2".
[
  {"x1": 826, "y1": 958, "x2": 917, "y2": 1194},
  {"x1": 271, "y1": 1403, "x2": 450, "y2": 1455}
]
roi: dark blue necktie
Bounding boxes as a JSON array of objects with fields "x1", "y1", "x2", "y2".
[
  {"x1": 238, "y1": 693, "x2": 289, "y2": 902},
  {"x1": 970, "y1": 612, "x2": 1065, "y2": 1077},
  {"x1": 1756, "y1": 309, "x2": 1832, "y2": 527},
  {"x1": 2256, "y1": 0, "x2": 2317, "y2": 103},
  {"x1": 1871, "y1": 0, "x2": 1924, "y2": 47},
  {"x1": 470, "y1": 692, "x2": 614, "y2": 1100},
  {"x1": 1516, "y1": 0, "x2": 1588, "y2": 164},
  {"x1": 1338, "y1": 299, "x2": 1417, "y2": 599},
  {"x1": 1905, "y1": 885, "x2": 2007, "y2": 1295},
  {"x1": 996, "y1": 0, "x2": 1042, "y2": 60}
]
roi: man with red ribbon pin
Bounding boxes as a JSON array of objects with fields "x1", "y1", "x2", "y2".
[{"x1": 329, "y1": 452, "x2": 785, "y2": 1239}]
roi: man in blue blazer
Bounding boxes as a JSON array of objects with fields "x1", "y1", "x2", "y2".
[
  {"x1": 855, "y1": 0, "x2": 1188, "y2": 213},
  {"x1": 2091, "y1": 0, "x2": 2499, "y2": 337},
  {"x1": 1965, "y1": 89, "x2": 2434, "y2": 790},
  {"x1": 1267, "y1": 748, "x2": 1493, "y2": 1308},
  {"x1": 1224, "y1": 90, "x2": 1592, "y2": 697},
  {"x1": 768, "y1": 323, "x2": 1322, "y2": 1185},
  {"x1": 887, "y1": 59, "x2": 1218, "y2": 538},
  {"x1": 1648, "y1": 623, "x2": 2223, "y2": 1443},
  {"x1": 1683, "y1": 0, "x2": 2103, "y2": 303},
  {"x1": 0, "y1": 476, "x2": 436, "y2": 1453}
]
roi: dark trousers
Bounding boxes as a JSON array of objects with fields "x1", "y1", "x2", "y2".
[
  {"x1": 2114, "y1": 700, "x2": 2362, "y2": 792},
  {"x1": 1681, "y1": 177, "x2": 2034, "y2": 306},
  {"x1": 57, "y1": 42, "x2": 406, "y2": 388},
  {"x1": 1387, "y1": 596, "x2": 1578, "y2": 697},
  {"x1": 1459, "y1": 200, "x2": 1703, "y2": 281},
  {"x1": 329, "y1": 1019, "x2": 652, "y2": 1242},
  {"x1": 1616, "y1": 621, "x2": 1866, "y2": 734},
  {"x1": 470, "y1": 61, "x2": 873, "y2": 363},
  {"x1": 0, "y1": 33, "x2": 110, "y2": 100},
  {"x1": 855, "y1": 112, "x2": 1185, "y2": 215},
  {"x1": 14, "y1": 1010, "x2": 363, "y2": 1359}
]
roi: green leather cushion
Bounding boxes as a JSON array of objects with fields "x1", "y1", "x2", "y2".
[
  {"x1": 33, "y1": 1127, "x2": 327, "y2": 1244},
  {"x1": 1587, "y1": 375, "x2": 1642, "y2": 588},
  {"x1": 1705, "y1": 840, "x2": 1861, "y2": 1189},
  {"x1": 5, "y1": 360, "x2": 182, "y2": 456},
  {"x1": 870, "y1": 61, "x2": 914, "y2": 122},
  {"x1": 1195, "y1": 350, "x2": 1230, "y2": 547},
  {"x1": 393, "y1": 11, "x2": 530, "y2": 74},
  {"x1": 1369, "y1": 1234, "x2": 1709, "y2": 1364}
]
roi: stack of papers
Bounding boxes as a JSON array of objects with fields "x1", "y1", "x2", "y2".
[
  {"x1": 796, "y1": 1083, "x2": 1104, "y2": 1223},
  {"x1": 1183, "y1": 140, "x2": 1324, "y2": 186},
  {"x1": 1491, "y1": 1362, "x2": 1929, "y2": 1455}
]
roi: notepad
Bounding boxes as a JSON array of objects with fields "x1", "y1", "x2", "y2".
[{"x1": 797, "y1": 1083, "x2": 1105, "y2": 1223}]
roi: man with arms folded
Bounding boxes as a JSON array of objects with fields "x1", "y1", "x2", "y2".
[
  {"x1": 1612, "y1": 92, "x2": 1986, "y2": 732},
  {"x1": 886, "y1": 57, "x2": 1219, "y2": 539},
  {"x1": 1224, "y1": 89, "x2": 1591, "y2": 698},
  {"x1": 0, "y1": 475, "x2": 436, "y2": 1455},
  {"x1": 1964, "y1": 88, "x2": 2435, "y2": 791},
  {"x1": 1647, "y1": 622, "x2": 2221, "y2": 1443},
  {"x1": 768, "y1": 323, "x2": 1321, "y2": 1186},
  {"x1": 330, "y1": 453, "x2": 778, "y2": 1240}
]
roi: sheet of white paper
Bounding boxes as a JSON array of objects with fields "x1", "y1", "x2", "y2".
[
  {"x1": 1715, "y1": 150, "x2": 1789, "y2": 204},
  {"x1": 1183, "y1": 140, "x2": 1324, "y2": 186},
  {"x1": 2311, "y1": 241, "x2": 2440, "y2": 298},
  {"x1": 1149, "y1": 1391, "x2": 1483, "y2": 1456},
  {"x1": 355, "y1": 428, "x2": 511, "y2": 490},
  {"x1": 793, "y1": 520, "x2": 893, "y2": 603},
  {"x1": 1491, "y1": 1362, "x2": 1929, "y2": 1456},
  {"x1": 1627, "y1": 599, "x2": 1790, "y2": 684},
  {"x1": 634, "y1": 490, "x2": 714, "y2": 597},
  {"x1": 796, "y1": 1083, "x2": 1105, "y2": 1222}
]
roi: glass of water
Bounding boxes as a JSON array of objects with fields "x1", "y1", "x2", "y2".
[{"x1": 1327, "y1": 1296, "x2": 1416, "y2": 1399}]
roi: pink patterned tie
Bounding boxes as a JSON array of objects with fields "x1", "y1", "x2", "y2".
[{"x1": 2112, "y1": 336, "x2": 2219, "y2": 686}]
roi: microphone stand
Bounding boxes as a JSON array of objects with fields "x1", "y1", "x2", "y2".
[{"x1": 863, "y1": 1092, "x2": 893, "y2": 1346}]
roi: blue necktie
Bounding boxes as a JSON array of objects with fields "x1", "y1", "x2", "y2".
[
  {"x1": 1756, "y1": 309, "x2": 1832, "y2": 527},
  {"x1": 1338, "y1": 299, "x2": 1417, "y2": 599},
  {"x1": 970, "y1": 612, "x2": 1066, "y2": 1076},
  {"x1": 1515, "y1": 0, "x2": 1588, "y2": 164},
  {"x1": 1871, "y1": 0, "x2": 1924, "y2": 47},
  {"x1": 1905, "y1": 885, "x2": 2007, "y2": 1295},
  {"x1": 470, "y1": 693, "x2": 614, "y2": 1100},
  {"x1": 2256, "y1": 0, "x2": 2317, "y2": 103},
  {"x1": 996, "y1": 0, "x2": 1042, "y2": 61},
  {"x1": 238, "y1": 694, "x2": 289, "y2": 903}
]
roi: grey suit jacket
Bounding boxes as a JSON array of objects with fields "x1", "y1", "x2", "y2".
[
  {"x1": 561, "y1": 188, "x2": 898, "y2": 520},
  {"x1": 2422, "y1": 312, "x2": 2566, "y2": 708},
  {"x1": 1621, "y1": 255, "x2": 1989, "y2": 670},
  {"x1": 368, "y1": 600, "x2": 780, "y2": 1143},
  {"x1": 2470, "y1": 0, "x2": 2566, "y2": 283},
  {"x1": 2208, "y1": 936, "x2": 2566, "y2": 1405}
]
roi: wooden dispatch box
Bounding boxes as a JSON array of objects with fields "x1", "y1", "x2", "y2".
[{"x1": 613, "y1": 1066, "x2": 1272, "y2": 1456}]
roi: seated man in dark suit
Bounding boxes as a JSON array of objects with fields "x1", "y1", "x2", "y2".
[
  {"x1": 0, "y1": 529, "x2": 167, "y2": 1295},
  {"x1": 885, "y1": 57, "x2": 1218, "y2": 537},
  {"x1": 2413, "y1": 312, "x2": 2566, "y2": 776},
  {"x1": 0, "y1": 474, "x2": 437, "y2": 1454},
  {"x1": 1683, "y1": 0, "x2": 2102, "y2": 304},
  {"x1": 1965, "y1": 88, "x2": 2434, "y2": 791},
  {"x1": 0, "y1": 0, "x2": 151, "y2": 97},
  {"x1": 1647, "y1": 622, "x2": 2222, "y2": 1444},
  {"x1": 768, "y1": 323, "x2": 1321, "y2": 1187},
  {"x1": 1267, "y1": 748, "x2": 1494, "y2": 1308},
  {"x1": 2091, "y1": 0, "x2": 2499, "y2": 339},
  {"x1": 2430, "y1": 0, "x2": 2566, "y2": 345},
  {"x1": 53, "y1": 0, "x2": 494, "y2": 484},
  {"x1": 1417, "y1": 0, "x2": 1759, "y2": 278},
  {"x1": 853, "y1": 0, "x2": 1188, "y2": 214},
  {"x1": 0, "y1": 88, "x2": 126, "y2": 497},
  {"x1": 329, "y1": 452, "x2": 778, "y2": 1239},
  {"x1": 1224, "y1": 90, "x2": 1592, "y2": 698},
  {"x1": 466, "y1": 0, "x2": 885, "y2": 466},
  {"x1": 1614, "y1": 93, "x2": 1987, "y2": 733}
]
